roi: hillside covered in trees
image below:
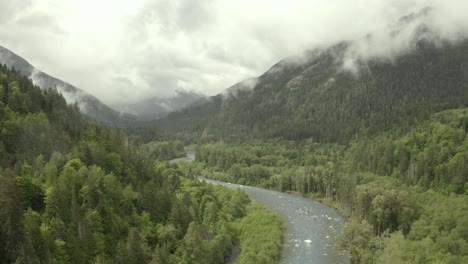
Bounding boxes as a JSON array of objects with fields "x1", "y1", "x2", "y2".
[
  {"x1": 152, "y1": 39, "x2": 468, "y2": 143},
  {"x1": 0, "y1": 64, "x2": 283, "y2": 263}
]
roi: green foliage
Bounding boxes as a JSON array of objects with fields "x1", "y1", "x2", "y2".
[
  {"x1": 234, "y1": 203, "x2": 284, "y2": 264},
  {"x1": 0, "y1": 64, "x2": 284, "y2": 263},
  {"x1": 337, "y1": 219, "x2": 375, "y2": 264}
]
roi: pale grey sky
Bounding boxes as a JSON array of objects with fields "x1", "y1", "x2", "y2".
[{"x1": 1, "y1": 0, "x2": 467, "y2": 104}]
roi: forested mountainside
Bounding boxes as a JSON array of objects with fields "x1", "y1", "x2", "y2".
[
  {"x1": 0, "y1": 64, "x2": 283, "y2": 263},
  {"x1": 153, "y1": 39, "x2": 468, "y2": 143},
  {"x1": 195, "y1": 107, "x2": 468, "y2": 263},
  {"x1": 0, "y1": 46, "x2": 131, "y2": 124}
]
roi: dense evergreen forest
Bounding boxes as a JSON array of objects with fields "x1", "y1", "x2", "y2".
[
  {"x1": 0, "y1": 64, "x2": 283, "y2": 264},
  {"x1": 194, "y1": 107, "x2": 468, "y2": 263}
]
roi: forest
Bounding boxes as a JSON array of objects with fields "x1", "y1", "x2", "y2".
[
  {"x1": 0, "y1": 64, "x2": 283, "y2": 263},
  {"x1": 194, "y1": 107, "x2": 468, "y2": 263}
]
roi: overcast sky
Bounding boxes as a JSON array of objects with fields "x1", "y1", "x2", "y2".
[{"x1": 1, "y1": 0, "x2": 468, "y2": 104}]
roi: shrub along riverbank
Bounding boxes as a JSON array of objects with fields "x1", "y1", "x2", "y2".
[{"x1": 234, "y1": 202, "x2": 284, "y2": 264}]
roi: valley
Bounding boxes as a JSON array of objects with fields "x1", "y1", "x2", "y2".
[
  {"x1": 178, "y1": 151, "x2": 348, "y2": 263},
  {"x1": 1, "y1": 3, "x2": 468, "y2": 263}
]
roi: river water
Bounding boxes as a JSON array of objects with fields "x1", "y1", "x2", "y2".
[{"x1": 183, "y1": 152, "x2": 349, "y2": 263}]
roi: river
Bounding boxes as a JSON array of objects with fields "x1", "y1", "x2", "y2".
[{"x1": 182, "y1": 152, "x2": 349, "y2": 264}]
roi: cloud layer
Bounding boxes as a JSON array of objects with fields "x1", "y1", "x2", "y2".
[{"x1": 1, "y1": 0, "x2": 468, "y2": 104}]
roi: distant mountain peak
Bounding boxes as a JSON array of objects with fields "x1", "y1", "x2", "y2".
[{"x1": 111, "y1": 89, "x2": 206, "y2": 121}]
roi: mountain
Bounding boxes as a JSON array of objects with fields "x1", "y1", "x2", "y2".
[
  {"x1": 112, "y1": 89, "x2": 205, "y2": 121},
  {"x1": 0, "y1": 45, "x2": 133, "y2": 124},
  {"x1": 154, "y1": 38, "x2": 468, "y2": 142}
]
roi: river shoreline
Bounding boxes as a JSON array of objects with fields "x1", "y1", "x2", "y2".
[
  {"x1": 205, "y1": 180, "x2": 352, "y2": 224},
  {"x1": 297, "y1": 192, "x2": 351, "y2": 223},
  {"x1": 201, "y1": 177, "x2": 349, "y2": 264}
]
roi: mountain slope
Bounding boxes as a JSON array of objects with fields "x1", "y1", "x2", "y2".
[
  {"x1": 0, "y1": 45, "x2": 132, "y2": 124},
  {"x1": 155, "y1": 39, "x2": 468, "y2": 142}
]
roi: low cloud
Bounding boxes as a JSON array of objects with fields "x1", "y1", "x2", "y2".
[
  {"x1": 341, "y1": 4, "x2": 468, "y2": 74},
  {"x1": 221, "y1": 77, "x2": 259, "y2": 99},
  {"x1": 1, "y1": 0, "x2": 467, "y2": 105}
]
